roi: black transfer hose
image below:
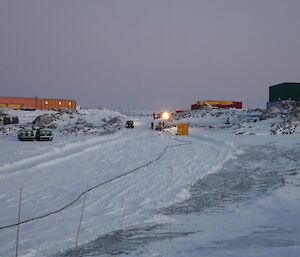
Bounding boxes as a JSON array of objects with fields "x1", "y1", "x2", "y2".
[{"x1": 0, "y1": 135, "x2": 192, "y2": 231}]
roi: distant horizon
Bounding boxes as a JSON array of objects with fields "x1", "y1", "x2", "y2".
[
  {"x1": 1, "y1": 79, "x2": 300, "y2": 111},
  {"x1": 0, "y1": 93, "x2": 261, "y2": 111},
  {"x1": 1, "y1": 79, "x2": 298, "y2": 111}
]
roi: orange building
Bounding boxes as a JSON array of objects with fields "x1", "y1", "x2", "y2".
[{"x1": 0, "y1": 97, "x2": 76, "y2": 110}]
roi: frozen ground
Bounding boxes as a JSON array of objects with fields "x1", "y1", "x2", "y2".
[{"x1": 0, "y1": 108, "x2": 300, "y2": 257}]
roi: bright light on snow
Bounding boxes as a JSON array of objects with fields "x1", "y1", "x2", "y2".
[{"x1": 161, "y1": 112, "x2": 170, "y2": 120}]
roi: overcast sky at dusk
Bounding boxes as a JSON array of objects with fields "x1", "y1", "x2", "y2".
[{"x1": 1, "y1": 0, "x2": 300, "y2": 110}]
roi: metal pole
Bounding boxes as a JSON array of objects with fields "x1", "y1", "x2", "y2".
[
  {"x1": 114, "y1": 191, "x2": 130, "y2": 255},
  {"x1": 75, "y1": 184, "x2": 88, "y2": 250},
  {"x1": 16, "y1": 187, "x2": 23, "y2": 257},
  {"x1": 120, "y1": 191, "x2": 130, "y2": 232}
]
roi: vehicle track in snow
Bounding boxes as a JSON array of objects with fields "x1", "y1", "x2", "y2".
[
  {"x1": 59, "y1": 143, "x2": 300, "y2": 257},
  {"x1": 0, "y1": 127, "x2": 236, "y2": 257},
  {"x1": 0, "y1": 133, "x2": 192, "y2": 231},
  {"x1": 162, "y1": 144, "x2": 300, "y2": 215},
  {"x1": 54, "y1": 133, "x2": 236, "y2": 257},
  {"x1": 0, "y1": 132, "x2": 127, "y2": 179}
]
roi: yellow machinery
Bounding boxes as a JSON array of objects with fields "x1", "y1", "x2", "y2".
[{"x1": 197, "y1": 100, "x2": 233, "y2": 108}]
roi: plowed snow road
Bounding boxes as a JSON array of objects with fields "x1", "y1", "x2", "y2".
[{"x1": 0, "y1": 126, "x2": 236, "y2": 257}]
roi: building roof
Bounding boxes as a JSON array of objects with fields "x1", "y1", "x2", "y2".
[
  {"x1": 0, "y1": 96, "x2": 76, "y2": 101},
  {"x1": 269, "y1": 82, "x2": 300, "y2": 101},
  {"x1": 270, "y1": 82, "x2": 300, "y2": 88}
]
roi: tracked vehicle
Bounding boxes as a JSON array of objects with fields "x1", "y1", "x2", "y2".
[
  {"x1": 35, "y1": 128, "x2": 53, "y2": 141},
  {"x1": 18, "y1": 129, "x2": 35, "y2": 141}
]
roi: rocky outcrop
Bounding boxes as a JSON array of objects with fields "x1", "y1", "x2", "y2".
[{"x1": 32, "y1": 114, "x2": 56, "y2": 129}]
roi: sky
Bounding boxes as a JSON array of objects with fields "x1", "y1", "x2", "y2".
[{"x1": 1, "y1": 0, "x2": 300, "y2": 110}]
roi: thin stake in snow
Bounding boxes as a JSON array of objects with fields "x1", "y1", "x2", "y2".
[
  {"x1": 120, "y1": 191, "x2": 130, "y2": 232},
  {"x1": 16, "y1": 187, "x2": 22, "y2": 257},
  {"x1": 75, "y1": 183, "x2": 88, "y2": 251},
  {"x1": 114, "y1": 191, "x2": 130, "y2": 255}
]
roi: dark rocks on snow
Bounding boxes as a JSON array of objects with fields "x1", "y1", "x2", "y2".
[{"x1": 32, "y1": 114, "x2": 56, "y2": 128}]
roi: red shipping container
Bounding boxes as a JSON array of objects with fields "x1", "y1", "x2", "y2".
[
  {"x1": 233, "y1": 102, "x2": 243, "y2": 109},
  {"x1": 191, "y1": 104, "x2": 199, "y2": 110}
]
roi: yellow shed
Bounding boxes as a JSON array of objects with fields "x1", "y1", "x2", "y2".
[{"x1": 177, "y1": 123, "x2": 189, "y2": 136}]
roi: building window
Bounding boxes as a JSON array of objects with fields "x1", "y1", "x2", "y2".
[
  {"x1": 69, "y1": 102, "x2": 72, "y2": 106},
  {"x1": 59, "y1": 102, "x2": 62, "y2": 105}
]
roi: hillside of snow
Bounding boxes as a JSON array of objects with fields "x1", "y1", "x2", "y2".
[{"x1": 172, "y1": 103, "x2": 300, "y2": 136}]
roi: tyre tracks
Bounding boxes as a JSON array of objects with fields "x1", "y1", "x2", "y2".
[
  {"x1": 0, "y1": 133, "x2": 126, "y2": 179},
  {"x1": 0, "y1": 134, "x2": 191, "y2": 231}
]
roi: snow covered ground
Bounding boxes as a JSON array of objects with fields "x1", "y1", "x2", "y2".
[{"x1": 0, "y1": 108, "x2": 300, "y2": 257}]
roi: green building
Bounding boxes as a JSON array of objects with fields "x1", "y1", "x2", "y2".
[{"x1": 269, "y1": 82, "x2": 300, "y2": 102}]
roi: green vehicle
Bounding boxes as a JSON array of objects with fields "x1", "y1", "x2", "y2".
[
  {"x1": 18, "y1": 129, "x2": 35, "y2": 141},
  {"x1": 35, "y1": 128, "x2": 53, "y2": 141}
]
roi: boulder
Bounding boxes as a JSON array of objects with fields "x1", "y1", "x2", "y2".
[{"x1": 32, "y1": 114, "x2": 55, "y2": 128}]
